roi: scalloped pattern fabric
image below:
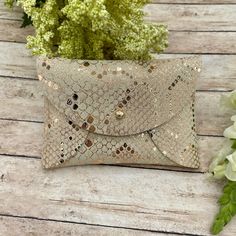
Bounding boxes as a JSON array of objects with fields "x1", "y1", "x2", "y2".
[{"x1": 37, "y1": 56, "x2": 201, "y2": 169}]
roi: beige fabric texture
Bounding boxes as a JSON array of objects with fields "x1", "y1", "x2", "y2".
[{"x1": 36, "y1": 57, "x2": 201, "y2": 169}]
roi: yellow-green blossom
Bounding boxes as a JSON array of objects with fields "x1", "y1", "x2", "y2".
[
  {"x1": 4, "y1": 0, "x2": 15, "y2": 7},
  {"x1": 12, "y1": 0, "x2": 168, "y2": 60}
]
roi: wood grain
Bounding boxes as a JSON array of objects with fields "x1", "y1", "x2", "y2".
[
  {"x1": 1, "y1": 155, "x2": 236, "y2": 236},
  {"x1": 0, "y1": 77, "x2": 234, "y2": 136},
  {"x1": 167, "y1": 31, "x2": 236, "y2": 53},
  {"x1": 1, "y1": 0, "x2": 236, "y2": 235},
  {"x1": 0, "y1": 216, "x2": 164, "y2": 236},
  {"x1": 0, "y1": 1, "x2": 22, "y2": 20},
  {"x1": 0, "y1": 19, "x2": 33, "y2": 42},
  {"x1": 0, "y1": 42, "x2": 36, "y2": 79},
  {"x1": 145, "y1": 4, "x2": 236, "y2": 31}
]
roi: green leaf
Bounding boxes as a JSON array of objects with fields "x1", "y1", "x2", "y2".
[
  {"x1": 211, "y1": 181, "x2": 236, "y2": 235},
  {"x1": 231, "y1": 140, "x2": 236, "y2": 150},
  {"x1": 229, "y1": 203, "x2": 236, "y2": 215},
  {"x1": 21, "y1": 12, "x2": 32, "y2": 28},
  {"x1": 20, "y1": 0, "x2": 45, "y2": 28},
  {"x1": 219, "y1": 194, "x2": 230, "y2": 205},
  {"x1": 211, "y1": 218, "x2": 225, "y2": 235},
  {"x1": 230, "y1": 189, "x2": 236, "y2": 204}
]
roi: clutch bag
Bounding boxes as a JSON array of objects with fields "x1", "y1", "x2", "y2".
[{"x1": 37, "y1": 56, "x2": 201, "y2": 169}]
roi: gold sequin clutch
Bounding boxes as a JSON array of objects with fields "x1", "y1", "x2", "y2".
[{"x1": 37, "y1": 56, "x2": 201, "y2": 169}]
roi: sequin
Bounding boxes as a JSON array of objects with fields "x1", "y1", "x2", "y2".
[
  {"x1": 53, "y1": 84, "x2": 59, "y2": 90},
  {"x1": 73, "y1": 104, "x2": 78, "y2": 110},
  {"x1": 84, "y1": 62, "x2": 90, "y2": 67},
  {"x1": 115, "y1": 110, "x2": 125, "y2": 119},
  {"x1": 89, "y1": 125, "x2": 96, "y2": 132},
  {"x1": 104, "y1": 119, "x2": 109, "y2": 124},
  {"x1": 67, "y1": 99, "x2": 72, "y2": 105},
  {"x1": 82, "y1": 122, "x2": 88, "y2": 129},
  {"x1": 85, "y1": 139, "x2": 93, "y2": 147},
  {"x1": 87, "y1": 115, "x2": 94, "y2": 124},
  {"x1": 73, "y1": 94, "x2": 78, "y2": 100}
]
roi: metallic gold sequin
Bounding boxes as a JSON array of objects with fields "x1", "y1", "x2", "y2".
[
  {"x1": 115, "y1": 110, "x2": 125, "y2": 119},
  {"x1": 89, "y1": 125, "x2": 96, "y2": 132},
  {"x1": 87, "y1": 115, "x2": 94, "y2": 124},
  {"x1": 85, "y1": 139, "x2": 93, "y2": 147}
]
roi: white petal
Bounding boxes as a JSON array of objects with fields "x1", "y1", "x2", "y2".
[
  {"x1": 226, "y1": 153, "x2": 236, "y2": 171},
  {"x1": 212, "y1": 164, "x2": 227, "y2": 179},
  {"x1": 225, "y1": 163, "x2": 236, "y2": 181},
  {"x1": 231, "y1": 115, "x2": 236, "y2": 122},
  {"x1": 224, "y1": 126, "x2": 236, "y2": 139}
]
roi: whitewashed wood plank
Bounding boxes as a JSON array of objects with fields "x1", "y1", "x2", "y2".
[
  {"x1": 0, "y1": 77, "x2": 234, "y2": 136},
  {"x1": 196, "y1": 92, "x2": 235, "y2": 136},
  {"x1": 0, "y1": 119, "x2": 226, "y2": 172},
  {"x1": 0, "y1": 19, "x2": 33, "y2": 42},
  {"x1": 0, "y1": 215, "x2": 165, "y2": 236},
  {"x1": 145, "y1": 4, "x2": 236, "y2": 31},
  {"x1": 1, "y1": 42, "x2": 236, "y2": 91},
  {"x1": 0, "y1": 1, "x2": 22, "y2": 20},
  {"x1": 0, "y1": 42, "x2": 36, "y2": 79},
  {"x1": 0, "y1": 155, "x2": 235, "y2": 235},
  {"x1": 0, "y1": 77, "x2": 44, "y2": 122},
  {"x1": 167, "y1": 31, "x2": 236, "y2": 53}
]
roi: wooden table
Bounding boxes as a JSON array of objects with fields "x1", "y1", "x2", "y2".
[{"x1": 0, "y1": 0, "x2": 236, "y2": 235}]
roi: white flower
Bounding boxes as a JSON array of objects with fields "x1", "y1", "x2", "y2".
[
  {"x1": 225, "y1": 151, "x2": 236, "y2": 181},
  {"x1": 224, "y1": 115, "x2": 236, "y2": 139},
  {"x1": 209, "y1": 141, "x2": 236, "y2": 181}
]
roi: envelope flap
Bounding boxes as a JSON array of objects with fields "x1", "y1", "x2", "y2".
[{"x1": 37, "y1": 57, "x2": 201, "y2": 137}]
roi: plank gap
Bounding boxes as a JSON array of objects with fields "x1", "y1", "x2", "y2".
[{"x1": 0, "y1": 213, "x2": 205, "y2": 236}]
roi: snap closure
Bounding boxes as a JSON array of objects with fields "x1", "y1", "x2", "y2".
[{"x1": 115, "y1": 110, "x2": 125, "y2": 119}]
